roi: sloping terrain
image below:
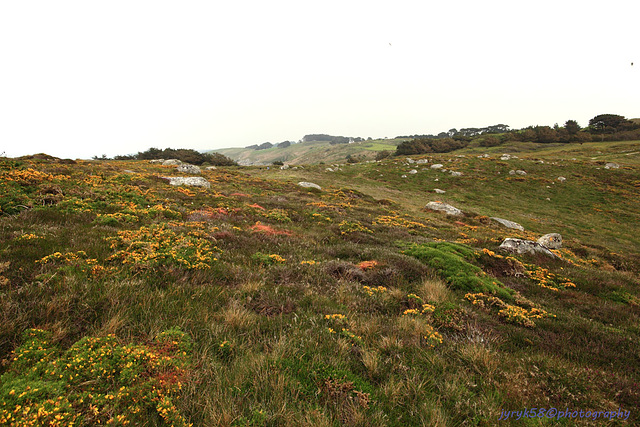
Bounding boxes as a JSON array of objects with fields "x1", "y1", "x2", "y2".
[
  {"x1": 212, "y1": 139, "x2": 402, "y2": 165},
  {"x1": 0, "y1": 140, "x2": 639, "y2": 425}
]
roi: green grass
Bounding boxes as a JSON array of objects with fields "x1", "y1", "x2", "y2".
[{"x1": 0, "y1": 143, "x2": 639, "y2": 425}]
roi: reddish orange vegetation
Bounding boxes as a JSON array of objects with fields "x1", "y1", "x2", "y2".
[
  {"x1": 357, "y1": 260, "x2": 379, "y2": 271},
  {"x1": 230, "y1": 192, "x2": 250, "y2": 197},
  {"x1": 250, "y1": 222, "x2": 293, "y2": 236},
  {"x1": 248, "y1": 203, "x2": 265, "y2": 210}
]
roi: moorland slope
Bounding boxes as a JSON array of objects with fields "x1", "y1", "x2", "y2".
[{"x1": 0, "y1": 140, "x2": 639, "y2": 425}]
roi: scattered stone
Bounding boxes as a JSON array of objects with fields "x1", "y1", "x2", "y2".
[
  {"x1": 177, "y1": 164, "x2": 202, "y2": 174},
  {"x1": 516, "y1": 170, "x2": 527, "y2": 176},
  {"x1": 408, "y1": 169, "x2": 418, "y2": 174},
  {"x1": 280, "y1": 164, "x2": 290, "y2": 170},
  {"x1": 298, "y1": 182, "x2": 321, "y2": 190},
  {"x1": 162, "y1": 159, "x2": 182, "y2": 166},
  {"x1": 162, "y1": 176, "x2": 210, "y2": 189},
  {"x1": 509, "y1": 170, "x2": 516, "y2": 175},
  {"x1": 401, "y1": 175, "x2": 407, "y2": 178},
  {"x1": 123, "y1": 170, "x2": 137, "y2": 174},
  {"x1": 557, "y1": 176, "x2": 566, "y2": 182},
  {"x1": 425, "y1": 201, "x2": 463, "y2": 216},
  {"x1": 406, "y1": 158, "x2": 415, "y2": 164},
  {"x1": 205, "y1": 166, "x2": 217, "y2": 171},
  {"x1": 431, "y1": 164, "x2": 444, "y2": 169},
  {"x1": 149, "y1": 159, "x2": 165, "y2": 164},
  {"x1": 604, "y1": 162, "x2": 620, "y2": 169},
  {"x1": 450, "y1": 171, "x2": 463, "y2": 177},
  {"x1": 500, "y1": 155, "x2": 512, "y2": 161},
  {"x1": 434, "y1": 189, "x2": 446, "y2": 194},
  {"x1": 490, "y1": 217, "x2": 524, "y2": 231},
  {"x1": 499, "y1": 238, "x2": 559, "y2": 258},
  {"x1": 538, "y1": 233, "x2": 562, "y2": 249},
  {"x1": 326, "y1": 168, "x2": 334, "y2": 172},
  {"x1": 416, "y1": 159, "x2": 429, "y2": 164},
  {"x1": 434, "y1": 178, "x2": 439, "y2": 182}
]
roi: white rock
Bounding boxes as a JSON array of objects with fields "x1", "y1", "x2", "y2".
[
  {"x1": 408, "y1": 169, "x2": 418, "y2": 174},
  {"x1": 538, "y1": 233, "x2": 562, "y2": 249},
  {"x1": 450, "y1": 171, "x2": 463, "y2": 177},
  {"x1": 298, "y1": 182, "x2": 321, "y2": 190},
  {"x1": 205, "y1": 166, "x2": 217, "y2": 171},
  {"x1": 416, "y1": 159, "x2": 429, "y2": 164},
  {"x1": 326, "y1": 168, "x2": 334, "y2": 172},
  {"x1": 431, "y1": 164, "x2": 444, "y2": 169},
  {"x1": 280, "y1": 164, "x2": 290, "y2": 170},
  {"x1": 557, "y1": 176, "x2": 566, "y2": 182},
  {"x1": 401, "y1": 175, "x2": 407, "y2": 178},
  {"x1": 425, "y1": 201, "x2": 463, "y2": 216},
  {"x1": 162, "y1": 176, "x2": 210, "y2": 189},
  {"x1": 516, "y1": 170, "x2": 527, "y2": 175},
  {"x1": 434, "y1": 189, "x2": 446, "y2": 194},
  {"x1": 406, "y1": 158, "x2": 415, "y2": 164},
  {"x1": 509, "y1": 170, "x2": 516, "y2": 175},
  {"x1": 177, "y1": 164, "x2": 201, "y2": 174},
  {"x1": 604, "y1": 162, "x2": 620, "y2": 169},
  {"x1": 491, "y1": 217, "x2": 524, "y2": 231},
  {"x1": 162, "y1": 159, "x2": 182, "y2": 166},
  {"x1": 499, "y1": 238, "x2": 559, "y2": 258},
  {"x1": 149, "y1": 159, "x2": 165, "y2": 164}
]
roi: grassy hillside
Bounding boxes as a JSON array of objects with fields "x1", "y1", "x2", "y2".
[
  {"x1": 0, "y1": 140, "x2": 639, "y2": 425},
  {"x1": 212, "y1": 139, "x2": 404, "y2": 166}
]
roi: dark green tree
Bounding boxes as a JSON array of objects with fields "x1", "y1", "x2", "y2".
[
  {"x1": 564, "y1": 120, "x2": 581, "y2": 135},
  {"x1": 588, "y1": 114, "x2": 635, "y2": 134}
]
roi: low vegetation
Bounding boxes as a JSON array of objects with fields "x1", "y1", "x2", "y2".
[{"x1": 1, "y1": 139, "x2": 639, "y2": 425}]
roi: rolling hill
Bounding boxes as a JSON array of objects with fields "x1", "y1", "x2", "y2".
[{"x1": 211, "y1": 138, "x2": 404, "y2": 165}]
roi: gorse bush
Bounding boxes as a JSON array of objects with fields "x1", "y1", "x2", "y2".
[{"x1": 0, "y1": 328, "x2": 192, "y2": 426}]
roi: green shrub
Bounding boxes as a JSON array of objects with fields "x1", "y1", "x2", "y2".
[{"x1": 403, "y1": 242, "x2": 514, "y2": 300}]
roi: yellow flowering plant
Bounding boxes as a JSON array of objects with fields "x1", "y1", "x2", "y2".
[{"x1": 0, "y1": 328, "x2": 193, "y2": 426}]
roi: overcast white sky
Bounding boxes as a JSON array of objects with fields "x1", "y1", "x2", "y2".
[{"x1": 1, "y1": 1, "x2": 637, "y2": 159}]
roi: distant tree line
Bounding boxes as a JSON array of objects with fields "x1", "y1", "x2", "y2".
[
  {"x1": 394, "y1": 114, "x2": 640, "y2": 156},
  {"x1": 397, "y1": 124, "x2": 509, "y2": 140},
  {"x1": 95, "y1": 148, "x2": 237, "y2": 166},
  {"x1": 301, "y1": 134, "x2": 364, "y2": 144},
  {"x1": 245, "y1": 141, "x2": 295, "y2": 150}
]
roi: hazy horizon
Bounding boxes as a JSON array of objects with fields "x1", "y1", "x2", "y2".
[{"x1": 1, "y1": 1, "x2": 637, "y2": 160}]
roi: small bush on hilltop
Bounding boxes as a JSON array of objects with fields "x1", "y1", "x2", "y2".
[
  {"x1": 112, "y1": 148, "x2": 236, "y2": 166},
  {"x1": 395, "y1": 138, "x2": 468, "y2": 155}
]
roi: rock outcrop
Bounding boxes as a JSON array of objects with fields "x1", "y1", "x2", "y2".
[
  {"x1": 298, "y1": 182, "x2": 321, "y2": 190},
  {"x1": 499, "y1": 238, "x2": 558, "y2": 258},
  {"x1": 490, "y1": 217, "x2": 524, "y2": 231},
  {"x1": 162, "y1": 159, "x2": 182, "y2": 166},
  {"x1": 537, "y1": 233, "x2": 562, "y2": 249},
  {"x1": 425, "y1": 201, "x2": 463, "y2": 216},
  {"x1": 177, "y1": 164, "x2": 202, "y2": 174},
  {"x1": 161, "y1": 176, "x2": 211, "y2": 189}
]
